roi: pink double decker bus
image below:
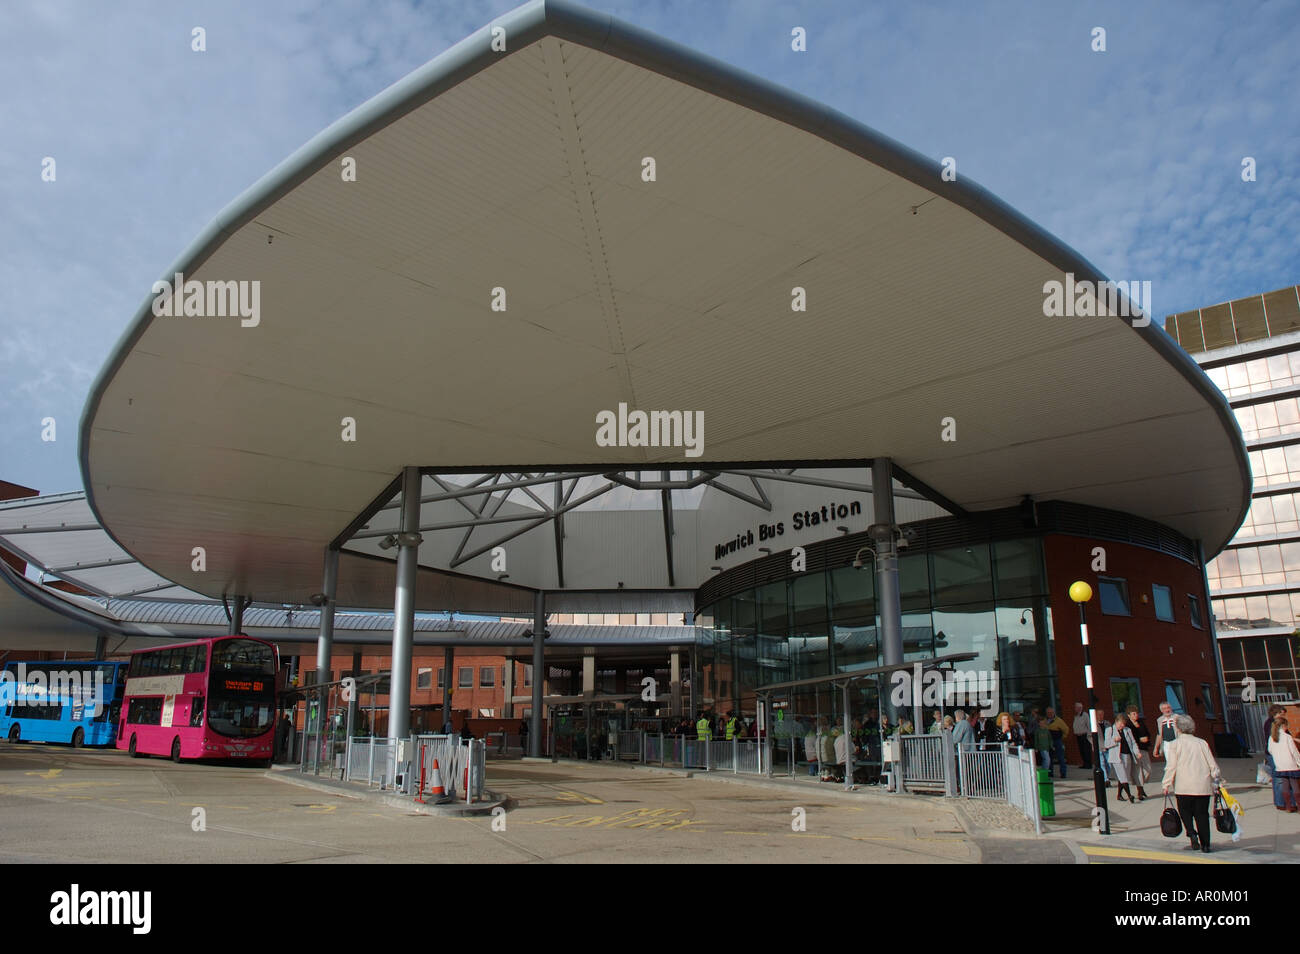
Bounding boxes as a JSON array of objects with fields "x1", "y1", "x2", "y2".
[{"x1": 117, "y1": 635, "x2": 278, "y2": 765}]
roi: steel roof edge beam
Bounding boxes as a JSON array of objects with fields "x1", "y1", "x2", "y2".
[
  {"x1": 719, "y1": 469, "x2": 932, "y2": 500},
  {"x1": 45, "y1": 555, "x2": 138, "y2": 574},
  {"x1": 0, "y1": 556, "x2": 135, "y2": 636},
  {"x1": 0, "y1": 492, "x2": 89, "y2": 512},
  {"x1": 330, "y1": 473, "x2": 403, "y2": 550},
  {"x1": 0, "y1": 524, "x2": 102, "y2": 534},
  {"x1": 889, "y1": 463, "x2": 968, "y2": 519},
  {"x1": 116, "y1": 581, "x2": 184, "y2": 600}
]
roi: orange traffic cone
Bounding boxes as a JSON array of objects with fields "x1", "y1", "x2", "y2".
[{"x1": 428, "y1": 758, "x2": 446, "y2": 799}]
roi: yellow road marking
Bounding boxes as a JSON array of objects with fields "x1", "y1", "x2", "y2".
[
  {"x1": 1081, "y1": 845, "x2": 1232, "y2": 864},
  {"x1": 25, "y1": 769, "x2": 62, "y2": 780},
  {"x1": 554, "y1": 790, "x2": 603, "y2": 804}
]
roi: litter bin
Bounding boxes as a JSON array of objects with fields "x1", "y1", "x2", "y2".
[{"x1": 1037, "y1": 767, "x2": 1055, "y2": 818}]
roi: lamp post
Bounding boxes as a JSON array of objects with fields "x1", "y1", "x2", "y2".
[{"x1": 1070, "y1": 580, "x2": 1109, "y2": 835}]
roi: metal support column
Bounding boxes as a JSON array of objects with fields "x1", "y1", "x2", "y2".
[
  {"x1": 872, "y1": 458, "x2": 903, "y2": 714},
  {"x1": 502, "y1": 656, "x2": 514, "y2": 719},
  {"x1": 229, "y1": 594, "x2": 248, "y2": 635},
  {"x1": 388, "y1": 466, "x2": 422, "y2": 742},
  {"x1": 530, "y1": 591, "x2": 545, "y2": 757},
  {"x1": 842, "y1": 683, "x2": 854, "y2": 791},
  {"x1": 315, "y1": 548, "x2": 339, "y2": 681},
  {"x1": 348, "y1": 648, "x2": 361, "y2": 735},
  {"x1": 670, "y1": 650, "x2": 682, "y2": 716},
  {"x1": 443, "y1": 646, "x2": 454, "y2": 731}
]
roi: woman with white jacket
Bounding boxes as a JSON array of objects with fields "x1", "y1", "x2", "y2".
[
  {"x1": 1268, "y1": 717, "x2": 1300, "y2": 812},
  {"x1": 1161, "y1": 714, "x2": 1223, "y2": 853},
  {"x1": 1103, "y1": 712, "x2": 1139, "y2": 801}
]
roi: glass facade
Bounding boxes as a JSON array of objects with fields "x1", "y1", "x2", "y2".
[
  {"x1": 1220, "y1": 634, "x2": 1300, "y2": 700},
  {"x1": 693, "y1": 536, "x2": 1055, "y2": 723},
  {"x1": 1174, "y1": 287, "x2": 1300, "y2": 705}
]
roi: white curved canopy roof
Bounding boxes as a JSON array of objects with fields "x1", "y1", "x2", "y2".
[{"x1": 80, "y1": 0, "x2": 1248, "y2": 610}]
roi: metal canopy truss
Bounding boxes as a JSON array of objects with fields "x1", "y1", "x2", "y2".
[{"x1": 340, "y1": 465, "x2": 948, "y2": 594}]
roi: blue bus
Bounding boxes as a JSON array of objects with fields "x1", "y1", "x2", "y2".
[{"x1": 0, "y1": 661, "x2": 128, "y2": 747}]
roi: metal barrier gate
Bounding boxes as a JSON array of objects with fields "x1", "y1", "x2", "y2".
[
  {"x1": 1002, "y1": 745, "x2": 1043, "y2": 833},
  {"x1": 339, "y1": 734, "x2": 486, "y2": 802},
  {"x1": 956, "y1": 742, "x2": 1008, "y2": 799},
  {"x1": 899, "y1": 734, "x2": 947, "y2": 792},
  {"x1": 617, "y1": 730, "x2": 643, "y2": 762},
  {"x1": 410, "y1": 734, "x2": 486, "y2": 802},
  {"x1": 344, "y1": 736, "x2": 399, "y2": 788}
]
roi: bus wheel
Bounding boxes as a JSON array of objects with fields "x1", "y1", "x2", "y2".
[
  {"x1": 70, "y1": 728, "x2": 83, "y2": 748},
  {"x1": 7, "y1": 725, "x2": 18, "y2": 743},
  {"x1": 171, "y1": 738, "x2": 181, "y2": 763},
  {"x1": 128, "y1": 734, "x2": 141, "y2": 757}
]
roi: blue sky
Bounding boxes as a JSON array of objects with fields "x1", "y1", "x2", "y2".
[{"x1": 2, "y1": 0, "x2": 1297, "y2": 496}]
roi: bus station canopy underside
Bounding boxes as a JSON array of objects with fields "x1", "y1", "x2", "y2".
[
  {"x1": 0, "y1": 493, "x2": 693, "y2": 653},
  {"x1": 80, "y1": 0, "x2": 1249, "y2": 614}
]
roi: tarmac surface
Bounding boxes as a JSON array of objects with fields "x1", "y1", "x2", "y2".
[{"x1": 1, "y1": 742, "x2": 1291, "y2": 864}]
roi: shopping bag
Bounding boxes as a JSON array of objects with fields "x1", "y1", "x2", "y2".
[
  {"x1": 1213, "y1": 790, "x2": 1236, "y2": 834},
  {"x1": 1257, "y1": 761, "x2": 1273, "y2": 785},
  {"x1": 1159, "y1": 794, "x2": 1183, "y2": 837},
  {"x1": 1220, "y1": 784, "x2": 1244, "y2": 816}
]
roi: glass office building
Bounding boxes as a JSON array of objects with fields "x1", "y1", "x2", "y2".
[{"x1": 1167, "y1": 283, "x2": 1300, "y2": 699}]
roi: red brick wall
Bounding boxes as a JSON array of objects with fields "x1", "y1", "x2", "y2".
[
  {"x1": 1044, "y1": 534, "x2": 1222, "y2": 740},
  {"x1": 296, "y1": 649, "x2": 522, "y2": 717},
  {"x1": 0, "y1": 480, "x2": 39, "y2": 576}
]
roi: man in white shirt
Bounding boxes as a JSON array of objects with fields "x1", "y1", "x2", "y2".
[{"x1": 1151, "y1": 702, "x2": 1178, "y2": 759}]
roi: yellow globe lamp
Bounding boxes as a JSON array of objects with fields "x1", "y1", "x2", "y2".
[{"x1": 1068, "y1": 580, "x2": 1093, "y2": 604}]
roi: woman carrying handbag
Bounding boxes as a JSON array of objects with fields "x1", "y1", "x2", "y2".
[{"x1": 1161, "y1": 714, "x2": 1224, "y2": 853}]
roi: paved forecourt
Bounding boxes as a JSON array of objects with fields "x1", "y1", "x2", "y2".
[{"x1": 2, "y1": 744, "x2": 1057, "y2": 864}]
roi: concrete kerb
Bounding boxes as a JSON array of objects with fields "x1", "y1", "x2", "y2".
[{"x1": 266, "y1": 767, "x2": 507, "y2": 817}]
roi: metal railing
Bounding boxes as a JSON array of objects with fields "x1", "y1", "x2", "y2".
[
  {"x1": 1239, "y1": 701, "x2": 1286, "y2": 755},
  {"x1": 335, "y1": 734, "x2": 487, "y2": 802},
  {"x1": 899, "y1": 734, "x2": 946, "y2": 792},
  {"x1": 956, "y1": 742, "x2": 1008, "y2": 799},
  {"x1": 1002, "y1": 745, "x2": 1043, "y2": 834},
  {"x1": 411, "y1": 734, "x2": 486, "y2": 802},
  {"x1": 344, "y1": 736, "x2": 399, "y2": 788},
  {"x1": 617, "y1": 730, "x2": 643, "y2": 761}
]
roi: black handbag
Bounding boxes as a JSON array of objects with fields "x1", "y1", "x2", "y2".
[
  {"x1": 1160, "y1": 794, "x2": 1183, "y2": 837},
  {"x1": 1214, "y1": 790, "x2": 1237, "y2": 834}
]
